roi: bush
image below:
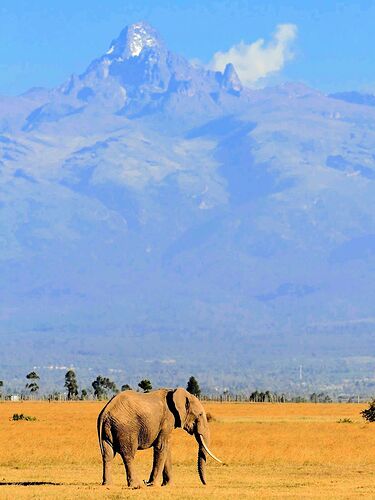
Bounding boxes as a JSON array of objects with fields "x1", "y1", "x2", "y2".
[
  {"x1": 206, "y1": 412, "x2": 215, "y2": 422},
  {"x1": 337, "y1": 418, "x2": 353, "y2": 424},
  {"x1": 12, "y1": 413, "x2": 36, "y2": 421},
  {"x1": 361, "y1": 399, "x2": 375, "y2": 422}
]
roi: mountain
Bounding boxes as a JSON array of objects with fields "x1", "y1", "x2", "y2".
[
  {"x1": 329, "y1": 91, "x2": 375, "y2": 107},
  {"x1": 1, "y1": 22, "x2": 375, "y2": 393}
]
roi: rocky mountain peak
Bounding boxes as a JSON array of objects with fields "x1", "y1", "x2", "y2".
[
  {"x1": 59, "y1": 21, "x2": 246, "y2": 113},
  {"x1": 221, "y1": 63, "x2": 242, "y2": 94},
  {"x1": 106, "y1": 21, "x2": 163, "y2": 60}
]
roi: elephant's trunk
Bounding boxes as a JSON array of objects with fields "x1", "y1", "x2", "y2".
[
  {"x1": 195, "y1": 415, "x2": 212, "y2": 485},
  {"x1": 196, "y1": 433, "x2": 208, "y2": 485},
  {"x1": 194, "y1": 411, "x2": 224, "y2": 484},
  {"x1": 196, "y1": 423, "x2": 224, "y2": 484}
]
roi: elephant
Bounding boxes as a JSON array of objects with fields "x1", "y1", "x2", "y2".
[{"x1": 97, "y1": 387, "x2": 222, "y2": 488}]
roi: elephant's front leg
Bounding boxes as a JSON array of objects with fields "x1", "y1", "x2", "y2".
[
  {"x1": 162, "y1": 445, "x2": 173, "y2": 486},
  {"x1": 147, "y1": 434, "x2": 169, "y2": 487}
]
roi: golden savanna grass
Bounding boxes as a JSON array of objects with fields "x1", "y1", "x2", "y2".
[{"x1": 0, "y1": 401, "x2": 375, "y2": 498}]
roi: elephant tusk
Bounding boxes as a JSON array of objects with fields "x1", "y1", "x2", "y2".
[{"x1": 199, "y1": 435, "x2": 223, "y2": 464}]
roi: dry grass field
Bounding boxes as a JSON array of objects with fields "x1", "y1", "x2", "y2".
[{"x1": 0, "y1": 401, "x2": 374, "y2": 499}]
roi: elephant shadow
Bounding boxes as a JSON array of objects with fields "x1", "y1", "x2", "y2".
[{"x1": 0, "y1": 481, "x2": 62, "y2": 486}]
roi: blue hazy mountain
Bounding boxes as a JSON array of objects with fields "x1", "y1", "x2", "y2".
[
  {"x1": 1, "y1": 22, "x2": 375, "y2": 392},
  {"x1": 329, "y1": 91, "x2": 375, "y2": 107}
]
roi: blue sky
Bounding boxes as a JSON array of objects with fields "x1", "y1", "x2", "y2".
[{"x1": 0, "y1": 0, "x2": 374, "y2": 95}]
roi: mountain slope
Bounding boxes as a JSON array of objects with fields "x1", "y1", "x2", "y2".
[{"x1": 1, "y1": 22, "x2": 375, "y2": 392}]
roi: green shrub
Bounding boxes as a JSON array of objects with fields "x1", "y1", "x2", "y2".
[
  {"x1": 12, "y1": 413, "x2": 36, "y2": 421},
  {"x1": 337, "y1": 418, "x2": 353, "y2": 423}
]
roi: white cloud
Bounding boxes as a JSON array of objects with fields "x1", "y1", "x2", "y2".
[{"x1": 209, "y1": 24, "x2": 297, "y2": 87}]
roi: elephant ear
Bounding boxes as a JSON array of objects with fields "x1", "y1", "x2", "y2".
[{"x1": 169, "y1": 388, "x2": 189, "y2": 428}]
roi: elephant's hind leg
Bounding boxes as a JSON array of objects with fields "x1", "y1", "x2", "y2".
[
  {"x1": 102, "y1": 441, "x2": 115, "y2": 486},
  {"x1": 118, "y1": 438, "x2": 142, "y2": 489}
]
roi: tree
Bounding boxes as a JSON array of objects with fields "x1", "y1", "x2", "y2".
[
  {"x1": 310, "y1": 392, "x2": 332, "y2": 403},
  {"x1": 138, "y1": 379, "x2": 152, "y2": 393},
  {"x1": 256, "y1": 392, "x2": 265, "y2": 402},
  {"x1": 264, "y1": 390, "x2": 273, "y2": 402},
  {"x1": 361, "y1": 399, "x2": 375, "y2": 422},
  {"x1": 249, "y1": 390, "x2": 260, "y2": 402},
  {"x1": 121, "y1": 384, "x2": 132, "y2": 391},
  {"x1": 0, "y1": 380, "x2": 3, "y2": 399},
  {"x1": 64, "y1": 370, "x2": 79, "y2": 400},
  {"x1": 26, "y1": 371, "x2": 39, "y2": 394},
  {"x1": 186, "y1": 376, "x2": 201, "y2": 398},
  {"x1": 92, "y1": 376, "x2": 118, "y2": 399},
  {"x1": 80, "y1": 389, "x2": 88, "y2": 400},
  {"x1": 48, "y1": 391, "x2": 61, "y2": 401}
]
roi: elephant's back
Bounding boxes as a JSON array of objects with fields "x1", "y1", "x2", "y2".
[
  {"x1": 104, "y1": 389, "x2": 168, "y2": 411},
  {"x1": 100, "y1": 390, "x2": 148, "y2": 423},
  {"x1": 99, "y1": 389, "x2": 171, "y2": 450}
]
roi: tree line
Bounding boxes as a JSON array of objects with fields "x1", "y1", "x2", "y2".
[
  {"x1": 0, "y1": 372, "x2": 201, "y2": 401},
  {"x1": 201, "y1": 391, "x2": 333, "y2": 403},
  {"x1": 0, "y1": 373, "x2": 365, "y2": 403}
]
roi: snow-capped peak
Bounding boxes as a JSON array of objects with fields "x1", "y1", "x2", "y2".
[
  {"x1": 106, "y1": 21, "x2": 162, "y2": 60},
  {"x1": 127, "y1": 22, "x2": 158, "y2": 57}
]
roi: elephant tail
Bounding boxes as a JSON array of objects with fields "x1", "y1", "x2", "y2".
[
  {"x1": 97, "y1": 410, "x2": 105, "y2": 457},
  {"x1": 97, "y1": 395, "x2": 117, "y2": 457}
]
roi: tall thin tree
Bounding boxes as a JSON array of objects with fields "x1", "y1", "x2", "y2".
[
  {"x1": 186, "y1": 376, "x2": 201, "y2": 398},
  {"x1": 26, "y1": 371, "x2": 39, "y2": 395},
  {"x1": 65, "y1": 370, "x2": 79, "y2": 400}
]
